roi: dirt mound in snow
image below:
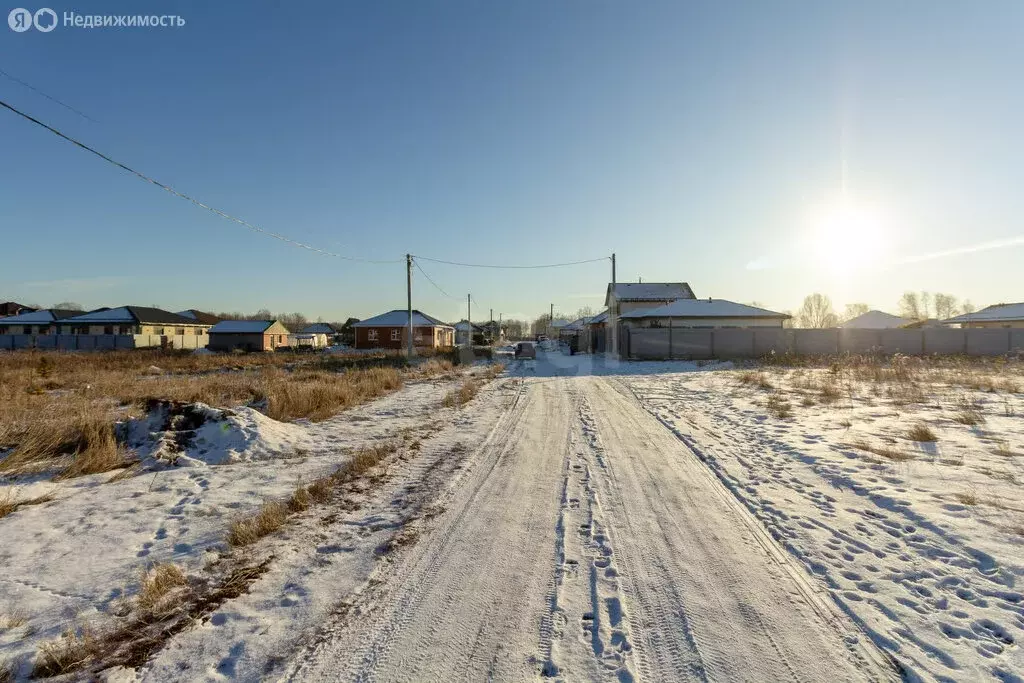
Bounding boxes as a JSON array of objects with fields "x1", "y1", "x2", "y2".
[{"x1": 122, "y1": 400, "x2": 307, "y2": 467}]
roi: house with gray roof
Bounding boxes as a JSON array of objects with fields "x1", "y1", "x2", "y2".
[{"x1": 353, "y1": 310, "x2": 454, "y2": 349}]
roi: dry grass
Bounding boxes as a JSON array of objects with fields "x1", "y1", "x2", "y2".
[
  {"x1": 0, "y1": 491, "x2": 54, "y2": 519},
  {"x1": 907, "y1": 423, "x2": 938, "y2": 442},
  {"x1": 306, "y1": 477, "x2": 334, "y2": 504},
  {"x1": 994, "y1": 440, "x2": 1014, "y2": 457},
  {"x1": 953, "y1": 490, "x2": 978, "y2": 506},
  {"x1": 739, "y1": 371, "x2": 774, "y2": 390},
  {"x1": 0, "y1": 612, "x2": 27, "y2": 630},
  {"x1": 442, "y1": 379, "x2": 483, "y2": 408},
  {"x1": 766, "y1": 393, "x2": 793, "y2": 418},
  {"x1": 265, "y1": 367, "x2": 404, "y2": 422},
  {"x1": 136, "y1": 563, "x2": 188, "y2": 613},
  {"x1": 33, "y1": 626, "x2": 103, "y2": 678},
  {"x1": 953, "y1": 408, "x2": 984, "y2": 426},
  {"x1": 0, "y1": 350, "x2": 448, "y2": 483},
  {"x1": 287, "y1": 483, "x2": 311, "y2": 512},
  {"x1": 847, "y1": 439, "x2": 916, "y2": 463},
  {"x1": 226, "y1": 501, "x2": 289, "y2": 547}
]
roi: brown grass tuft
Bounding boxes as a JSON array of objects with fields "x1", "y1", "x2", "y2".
[
  {"x1": 738, "y1": 371, "x2": 773, "y2": 390},
  {"x1": 847, "y1": 439, "x2": 916, "y2": 462},
  {"x1": 32, "y1": 626, "x2": 103, "y2": 678},
  {"x1": 907, "y1": 423, "x2": 938, "y2": 442},
  {"x1": 953, "y1": 409, "x2": 984, "y2": 426},
  {"x1": 442, "y1": 379, "x2": 482, "y2": 408},
  {"x1": 0, "y1": 612, "x2": 27, "y2": 630},
  {"x1": 288, "y1": 483, "x2": 311, "y2": 512},
  {"x1": 953, "y1": 491, "x2": 978, "y2": 506},
  {"x1": 0, "y1": 491, "x2": 54, "y2": 519},
  {"x1": 137, "y1": 563, "x2": 188, "y2": 613},
  {"x1": 306, "y1": 477, "x2": 334, "y2": 504},
  {"x1": 226, "y1": 501, "x2": 289, "y2": 547},
  {"x1": 766, "y1": 393, "x2": 793, "y2": 418}
]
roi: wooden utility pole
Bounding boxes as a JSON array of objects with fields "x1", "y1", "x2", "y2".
[
  {"x1": 489, "y1": 308, "x2": 493, "y2": 344},
  {"x1": 467, "y1": 294, "x2": 471, "y2": 346},
  {"x1": 610, "y1": 252, "x2": 617, "y2": 356},
  {"x1": 406, "y1": 254, "x2": 414, "y2": 358},
  {"x1": 549, "y1": 303, "x2": 554, "y2": 338}
]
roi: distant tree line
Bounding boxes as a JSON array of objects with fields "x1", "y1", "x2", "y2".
[{"x1": 790, "y1": 291, "x2": 976, "y2": 328}]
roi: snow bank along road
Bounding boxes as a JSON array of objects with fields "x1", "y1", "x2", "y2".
[{"x1": 287, "y1": 359, "x2": 897, "y2": 681}]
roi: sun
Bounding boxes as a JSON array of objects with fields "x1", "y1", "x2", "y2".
[{"x1": 808, "y1": 199, "x2": 889, "y2": 273}]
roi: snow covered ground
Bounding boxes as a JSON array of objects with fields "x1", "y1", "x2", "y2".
[
  {"x1": 4, "y1": 351, "x2": 1021, "y2": 681},
  {"x1": 622, "y1": 361, "x2": 1024, "y2": 681},
  {"x1": 0, "y1": 368, "x2": 492, "y2": 680}
]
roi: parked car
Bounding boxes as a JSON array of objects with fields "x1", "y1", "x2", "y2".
[{"x1": 514, "y1": 341, "x2": 537, "y2": 359}]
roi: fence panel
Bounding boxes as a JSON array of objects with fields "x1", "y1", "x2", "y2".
[
  {"x1": 753, "y1": 329, "x2": 791, "y2": 356},
  {"x1": 922, "y1": 329, "x2": 965, "y2": 355},
  {"x1": 838, "y1": 329, "x2": 881, "y2": 354},
  {"x1": 671, "y1": 329, "x2": 714, "y2": 360},
  {"x1": 966, "y1": 329, "x2": 1011, "y2": 356},
  {"x1": 878, "y1": 329, "x2": 923, "y2": 355},
  {"x1": 629, "y1": 328, "x2": 670, "y2": 359},
  {"x1": 713, "y1": 329, "x2": 757, "y2": 358},
  {"x1": 1012, "y1": 330, "x2": 1024, "y2": 353},
  {"x1": 794, "y1": 329, "x2": 839, "y2": 355}
]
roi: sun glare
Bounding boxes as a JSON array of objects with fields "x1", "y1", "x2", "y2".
[{"x1": 809, "y1": 199, "x2": 889, "y2": 273}]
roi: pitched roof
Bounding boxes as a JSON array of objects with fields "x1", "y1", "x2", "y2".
[
  {"x1": 839, "y1": 310, "x2": 913, "y2": 329},
  {"x1": 0, "y1": 302, "x2": 34, "y2": 316},
  {"x1": 176, "y1": 310, "x2": 223, "y2": 325},
  {"x1": 587, "y1": 310, "x2": 609, "y2": 324},
  {"x1": 209, "y1": 320, "x2": 277, "y2": 334},
  {"x1": 605, "y1": 282, "x2": 696, "y2": 306},
  {"x1": 944, "y1": 302, "x2": 1024, "y2": 324},
  {"x1": 64, "y1": 306, "x2": 198, "y2": 325},
  {"x1": 619, "y1": 299, "x2": 788, "y2": 319},
  {"x1": 454, "y1": 320, "x2": 485, "y2": 332},
  {"x1": 0, "y1": 309, "x2": 81, "y2": 325},
  {"x1": 299, "y1": 323, "x2": 336, "y2": 334},
  {"x1": 352, "y1": 310, "x2": 453, "y2": 328}
]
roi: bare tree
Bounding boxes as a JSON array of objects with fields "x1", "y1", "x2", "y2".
[
  {"x1": 841, "y1": 303, "x2": 870, "y2": 323},
  {"x1": 920, "y1": 291, "x2": 933, "y2": 319},
  {"x1": 796, "y1": 294, "x2": 839, "y2": 328},
  {"x1": 781, "y1": 311, "x2": 794, "y2": 329},
  {"x1": 898, "y1": 292, "x2": 923, "y2": 320},
  {"x1": 933, "y1": 293, "x2": 959, "y2": 320},
  {"x1": 532, "y1": 314, "x2": 551, "y2": 336},
  {"x1": 52, "y1": 301, "x2": 84, "y2": 311},
  {"x1": 961, "y1": 300, "x2": 976, "y2": 315},
  {"x1": 574, "y1": 306, "x2": 596, "y2": 320}
]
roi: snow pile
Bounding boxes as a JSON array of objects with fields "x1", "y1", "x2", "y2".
[{"x1": 121, "y1": 400, "x2": 314, "y2": 467}]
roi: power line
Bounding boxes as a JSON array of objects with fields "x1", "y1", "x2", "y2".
[
  {"x1": 0, "y1": 98, "x2": 402, "y2": 264},
  {"x1": 413, "y1": 258, "x2": 459, "y2": 299},
  {"x1": 413, "y1": 254, "x2": 611, "y2": 269},
  {"x1": 0, "y1": 68, "x2": 96, "y2": 122}
]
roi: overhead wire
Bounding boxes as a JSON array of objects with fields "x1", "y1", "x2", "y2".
[
  {"x1": 412, "y1": 254, "x2": 610, "y2": 269},
  {"x1": 413, "y1": 258, "x2": 460, "y2": 300},
  {"x1": 0, "y1": 98, "x2": 402, "y2": 264},
  {"x1": 0, "y1": 68, "x2": 96, "y2": 122},
  {"x1": 0, "y1": 97, "x2": 613, "y2": 271}
]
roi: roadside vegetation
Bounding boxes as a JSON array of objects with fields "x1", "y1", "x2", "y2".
[{"x1": 0, "y1": 350, "x2": 456, "y2": 481}]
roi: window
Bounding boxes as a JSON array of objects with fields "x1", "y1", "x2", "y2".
[
  {"x1": 38, "y1": 326, "x2": 49, "y2": 335},
  {"x1": 368, "y1": 329, "x2": 378, "y2": 341},
  {"x1": 104, "y1": 326, "x2": 114, "y2": 335},
  {"x1": 0, "y1": 328, "x2": 6, "y2": 335},
  {"x1": 154, "y1": 327, "x2": 165, "y2": 335},
  {"x1": 175, "y1": 328, "x2": 185, "y2": 336},
  {"x1": 23, "y1": 326, "x2": 31, "y2": 335},
  {"x1": 391, "y1": 329, "x2": 401, "y2": 341},
  {"x1": 119, "y1": 326, "x2": 133, "y2": 335}
]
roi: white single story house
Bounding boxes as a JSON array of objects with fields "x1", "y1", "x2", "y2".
[
  {"x1": 944, "y1": 302, "x2": 1024, "y2": 329},
  {"x1": 840, "y1": 310, "x2": 913, "y2": 329},
  {"x1": 619, "y1": 299, "x2": 790, "y2": 328}
]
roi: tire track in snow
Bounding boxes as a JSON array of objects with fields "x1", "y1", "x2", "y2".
[
  {"x1": 579, "y1": 376, "x2": 893, "y2": 682},
  {"x1": 286, "y1": 375, "x2": 569, "y2": 681}
]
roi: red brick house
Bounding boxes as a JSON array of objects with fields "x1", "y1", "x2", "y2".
[{"x1": 353, "y1": 310, "x2": 455, "y2": 350}]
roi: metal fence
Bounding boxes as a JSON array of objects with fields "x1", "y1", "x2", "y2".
[
  {"x1": 621, "y1": 327, "x2": 1024, "y2": 360},
  {"x1": 0, "y1": 334, "x2": 207, "y2": 351}
]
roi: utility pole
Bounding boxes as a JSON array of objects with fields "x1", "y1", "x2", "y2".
[
  {"x1": 610, "y1": 252, "x2": 617, "y2": 357},
  {"x1": 489, "y1": 308, "x2": 493, "y2": 344},
  {"x1": 406, "y1": 254, "x2": 414, "y2": 358},
  {"x1": 467, "y1": 294, "x2": 471, "y2": 346},
  {"x1": 550, "y1": 302, "x2": 554, "y2": 338}
]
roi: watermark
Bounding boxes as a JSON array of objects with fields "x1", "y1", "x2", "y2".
[{"x1": 8, "y1": 7, "x2": 185, "y2": 31}]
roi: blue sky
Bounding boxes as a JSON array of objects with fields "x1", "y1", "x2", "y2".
[{"x1": 2, "y1": 0, "x2": 1022, "y2": 322}]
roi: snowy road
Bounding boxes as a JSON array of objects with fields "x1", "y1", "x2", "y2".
[{"x1": 287, "y1": 362, "x2": 897, "y2": 681}]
